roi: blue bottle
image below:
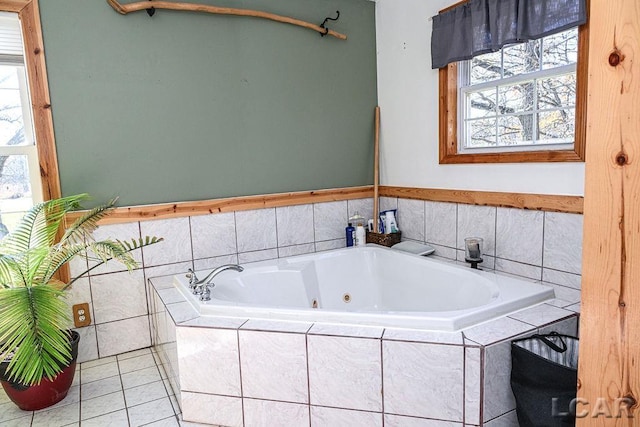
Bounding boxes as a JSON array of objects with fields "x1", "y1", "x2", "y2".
[{"x1": 345, "y1": 223, "x2": 355, "y2": 247}]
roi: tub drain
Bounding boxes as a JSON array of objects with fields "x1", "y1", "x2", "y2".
[{"x1": 343, "y1": 293, "x2": 351, "y2": 303}]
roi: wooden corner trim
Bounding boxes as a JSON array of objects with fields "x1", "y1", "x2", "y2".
[
  {"x1": 66, "y1": 184, "x2": 583, "y2": 226},
  {"x1": 18, "y1": 0, "x2": 62, "y2": 201},
  {"x1": 66, "y1": 186, "x2": 375, "y2": 225},
  {"x1": 380, "y1": 186, "x2": 584, "y2": 214}
]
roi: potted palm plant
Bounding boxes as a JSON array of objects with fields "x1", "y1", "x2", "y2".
[{"x1": 0, "y1": 194, "x2": 162, "y2": 411}]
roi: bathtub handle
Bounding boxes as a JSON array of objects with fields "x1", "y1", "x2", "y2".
[
  {"x1": 200, "y1": 283, "x2": 213, "y2": 301},
  {"x1": 186, "y1": 268, "x2": 199, "y2": 289}
]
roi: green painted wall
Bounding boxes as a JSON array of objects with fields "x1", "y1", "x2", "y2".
[{"x1": 39, "y1": 0, "x2": 377, "y2": 206}]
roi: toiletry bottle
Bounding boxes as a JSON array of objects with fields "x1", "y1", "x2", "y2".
[
  {"x1": 385, "y1": 211, "x2": 399, "y2": 233},
  {"x1": 345, "y1": 223, "x2": 355, "y2": 247},
  {"x1": 355, "y1": 223, "x2": 366, "y2": 246}
]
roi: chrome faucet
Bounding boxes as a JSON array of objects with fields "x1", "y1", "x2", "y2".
[
  {"x1": 186, "y1": 268, "x2": 199, "y2": 290},
  {"x1": 187, "y1": 264, "x2": 244, "y2": 301}
]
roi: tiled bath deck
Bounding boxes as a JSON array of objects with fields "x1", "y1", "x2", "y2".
[{"x1": 0, "y1": 348, "x2": 191, "y2": 427}]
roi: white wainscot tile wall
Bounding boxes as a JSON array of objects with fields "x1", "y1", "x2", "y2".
[
  {"x1": 380, "y1": 196, "x2": 584, "y2": 304},
  {"x1": 69, "y1": 196, "x2": 583, "y2": 380}
]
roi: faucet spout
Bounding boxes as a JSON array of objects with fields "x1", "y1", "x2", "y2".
[
  {"x1": 194, "y1": 264, "x2": 244, "y2": 286},
  {"x1": 193, "y1": 264, "x2": 244, "y2": 301}
]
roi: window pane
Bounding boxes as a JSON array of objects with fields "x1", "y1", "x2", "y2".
[
  {"x1": 542, "y1": 28, "x2": 578, "y2": 70},
  {"x1": 467, "y1": 89, "x2": 497, "y2": 118},
  {"x1": 498, "y1": 115, "x2": 534, "y2": 146},
  {"x1": 538, "y1": 109, "x2": 575, "y2": 143},
  {"x1": 0, "y1": 65, "x2": 27, "y2": 147},
  {"x1": 537, "y1": 74, "x2": 576, "y2": 110},
  {"x1": 498, "y1": 82, "x2": 535, "y2": 113},
  {"x1": 467, "y1": 118, "x2": 497, "y2": 147},
  {"x1": 503, "y1": 40, "x2": 540, "y2": 77},
  {"x1": 470, "y1": 51, "x2": 501, "y2": 84},
  {"x1": 0, "y1": 154, "x2": 34, "y2": 237}
]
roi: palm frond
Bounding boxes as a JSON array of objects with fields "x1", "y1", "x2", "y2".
[
  {"x1": 119, "y1": 236, "x2": 164, "y2": 252},
  {"x1": 88, "y1": 240, "x2": 136, "y2": 268},
  {"x1": 62, "y1": 236, "x2": 163, "y2": 290},
  {"x1": 59, "y1": 198, "x2": 117, "y2": 245},
  {"x1": 36, "y1": 243, "x2": 90, "y2": 287},
  {"x1": 0, "y1": 255, "x2": 23, "y2": 288},
  {"x1": 0, "y1": 287, "x2": 70, "y2": 385}
]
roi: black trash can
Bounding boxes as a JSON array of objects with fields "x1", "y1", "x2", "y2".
[{"x1": 510, "y1": 332, "x2": 579, "y2": 427}]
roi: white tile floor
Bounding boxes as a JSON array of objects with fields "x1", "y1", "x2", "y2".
[{"x1": 0, "y1": 348, "x2": 189, "y2": 427}]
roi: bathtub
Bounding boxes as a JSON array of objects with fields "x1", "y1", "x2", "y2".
[{"x1": 174, "y1": 245, "x2": 554, "y2": 331}]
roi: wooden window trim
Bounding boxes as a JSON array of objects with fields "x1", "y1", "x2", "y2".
[
  {"x1": 0, "y1": 0, "x2": 61, "y2": 200},
  {"x1": 438, "y1": 8, "x2": 590, "y2": 164}
]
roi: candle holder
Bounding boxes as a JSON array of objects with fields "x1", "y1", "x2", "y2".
[{"x1": 464, "y1": 237, "x2": 484, "y2": 269}]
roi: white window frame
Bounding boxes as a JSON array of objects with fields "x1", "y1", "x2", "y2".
[
  {"x1": 456, "y1": 33, "x2": 578, "y2": 155},
  {"x1": 0, "y1": 16, "x2": 43, "y2": 206}
]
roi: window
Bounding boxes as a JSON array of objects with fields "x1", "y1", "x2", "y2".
[
  {"x1": 439, "y1": 23, "x2": 588, "y2": 163},
  {"x1": 0, "y1": 11, "x2": 43, "y2": 236}
]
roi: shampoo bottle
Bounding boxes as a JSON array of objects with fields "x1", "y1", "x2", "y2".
[
  {"x1": 385, "y1": 211, "x2": 399, "y2": 233},
  {"x1": 355, "y1": 223, "x2": 366, "y2": 246},
  {"x1": 345, "y1": 223, "x2": 355, "y2": 247}
]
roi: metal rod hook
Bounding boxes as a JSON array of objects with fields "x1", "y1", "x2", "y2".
[
  {"x1": 319, "y1": 10, "x2": 340, "y2": 37},
  {"x1": 146, "y1": 0, "x2": 155, "y2": 17}
]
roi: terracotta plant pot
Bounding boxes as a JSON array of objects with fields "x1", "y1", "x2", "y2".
[{"x1": 0, "y1": 331, "x2": 80, "y2": 411}]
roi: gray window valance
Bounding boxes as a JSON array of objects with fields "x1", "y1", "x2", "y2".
[{"x1": 431, "y1": 0, "x2": 587, "y2": 69}]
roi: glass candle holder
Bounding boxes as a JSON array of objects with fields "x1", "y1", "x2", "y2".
[{"x1": 464, "y1": 237, "x2": 484, "y2": 262}]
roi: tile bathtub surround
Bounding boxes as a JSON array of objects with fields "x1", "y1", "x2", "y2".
[
  {"x1": 235, "y1": 208, "x2": 278, "y2": 252},
  {"x1": 397, "y1": 198, "x2": 425, "y2": 241},
  {"x1": 149, "y1": 276, "x2": 580, "y2": 426},
  {"x1": 496, "y1": 208, "x2": 544, "y2": 266},
  {"x1": 69, "y1": 195, "x2": 583, "y2": 374},
  {"x1": 313, "y1": 200, "x2": 348, "y2": 241},
  {"x1": 426, "y1": 201, "x2": 458, "y2": 248},
  {"x1": 276, "y1": 204, "x2": 315, "y2": 246},
  {"x1": 141, "y1": 217, "x2": 193, "y2": 267},
  {"x1": 387, "y1": 198, "x2": 583, "y2": 289},
  {"x1": 308, "y1": 335, "x2": 382, "y2": 412},
  {"x1": 543, "y1": 211, "x2": 584, "y2": 275},
  {"x1": 383, "y1": 340, "x2": 464, "y2": 421},
  {"x1": 90, "y1": 269, "x2": 147, "y2": 324},
  {"x1": 176, "y1": 327, "x2": 241, "y2": 396},
  {"x1": 239, "y1": 330, "x2": 308, "y2": 403},
  {"x1": 190, "y1": 211, "x2": 237, "y2": 259},
  {"x1": 457, "y1": 204, "x2": 497, "y2": 257}
]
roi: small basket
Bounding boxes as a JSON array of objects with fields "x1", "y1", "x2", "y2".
[{"x1": 366, "y1": 231, "x2": 402, "y2": 247}]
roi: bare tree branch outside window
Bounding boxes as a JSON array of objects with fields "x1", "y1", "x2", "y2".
[
  {"x1": 0, "y1": 65, "x2": 33, "y2": 238},
  {"x1": 461, "y1": 28, "x2": 578, "y2": 150}
]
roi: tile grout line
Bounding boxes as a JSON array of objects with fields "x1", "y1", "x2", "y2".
[
  {"x1": 380, "y1": 336, "x2": 385, "y2": 427},
  {"x1": 236, "y1": 329, "x2": 246, "y2": 427},
  {"x1": 305, "y1": 332, "x2": 312, "y2": 427},
  {"x1": 116, "y1": 356, "x2": 132, "y2": 426},
  {"x1": 137, "y1": 220, "x2": 155, "y2": 362}
]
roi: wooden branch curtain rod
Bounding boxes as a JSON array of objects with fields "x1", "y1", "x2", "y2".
[{"x1": 106, "y1": 0, "x2": 347, "y2": 40}]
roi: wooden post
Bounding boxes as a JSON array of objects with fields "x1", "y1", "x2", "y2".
[
  {"x1": 373, "y1": 106, "x2": 380, "y2": 232},
  {"x1": 577, "y1": 0, "x2": 640, "y2": 424}
]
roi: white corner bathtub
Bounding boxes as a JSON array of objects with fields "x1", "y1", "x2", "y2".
[{"x1": 173, "y1": 245, "x2": 554, "y2": 331}]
